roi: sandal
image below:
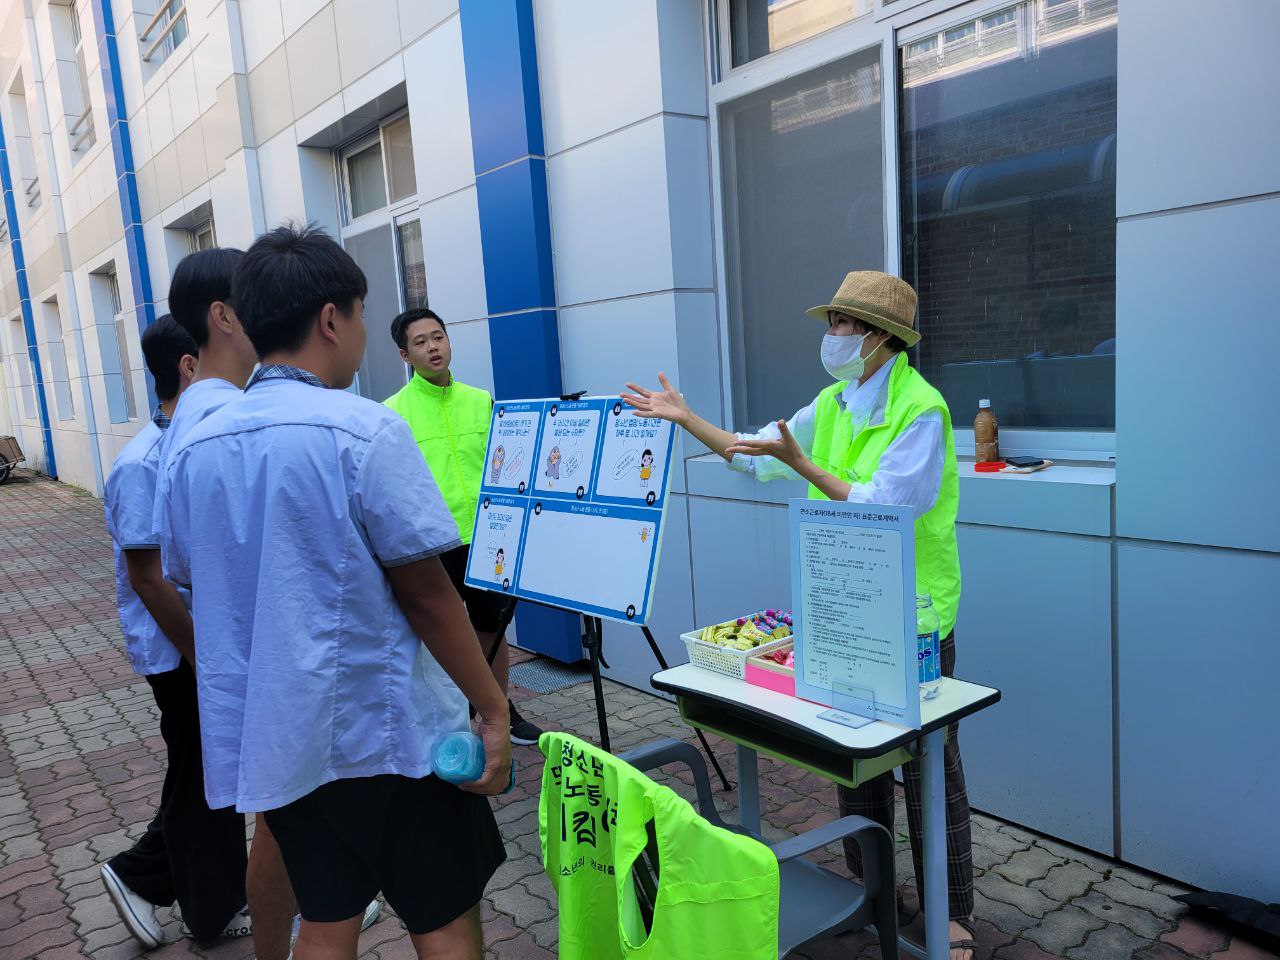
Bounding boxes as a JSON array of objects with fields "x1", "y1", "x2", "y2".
[{"x1": 950, "y1": 916, "x2": 977, "y2": 959}]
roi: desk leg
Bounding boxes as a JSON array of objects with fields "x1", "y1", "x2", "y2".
[
  {"x1": 921, "y1": 727, "x2": 948, "y2": 960},
  {"x1": 736, "y1": 744, "x2": 761, "y2": 835}
]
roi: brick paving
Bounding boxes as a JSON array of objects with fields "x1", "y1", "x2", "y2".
[{"x1": 0, "y1": 471, "x2": 1271, "y2": 960}]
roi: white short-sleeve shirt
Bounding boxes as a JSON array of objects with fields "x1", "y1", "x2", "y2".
[
  {"x1": 103, "y1": 414, "x2": 187, "y2": 676},
  {"x1": 161, "y1": 366, "x2": 466, "y2": 813}
]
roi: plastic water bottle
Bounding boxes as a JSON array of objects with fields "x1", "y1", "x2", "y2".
[
  {"x1": 917, "y1": 594, "x2": 942, "y2": 699},
  {"x1": 433, "y1": 731, "x2": 516, "y2": 792}
]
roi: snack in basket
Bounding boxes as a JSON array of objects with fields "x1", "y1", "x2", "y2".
[{"x1": 699, "y1": 609, "x2": 794, "y2": 651}]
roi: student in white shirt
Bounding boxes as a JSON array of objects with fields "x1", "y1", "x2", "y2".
[
  {"x1": 161, "y1": 224, "x2": 511, "y2": 960},
  {"x1": 99, "y1": 317, "x2": 251, "y2": 948}
]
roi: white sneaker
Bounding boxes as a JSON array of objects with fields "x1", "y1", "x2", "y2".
[
  {"x1": 218, "y1": 904, "x2": 253, "y2": 938},
  {"x1": 100, "y1": 863, "x2": 164, "y2": 949}
]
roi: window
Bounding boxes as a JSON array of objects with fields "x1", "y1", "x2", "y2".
[
  {"x1": 41, "y1": 299, "x2": 75, "y2": 420},
  {"x1": 396, "y1": 219, "x2": 427, "y2": 310},
  {"x1": 336, "y1": 111, "x2": 421, "y2": 401},
  {"x1": 383, "y1": 116, "x2": 417, "y2": 204},
  {"x1": 345, "y1": 141, "x2": 388, "y2": 220},
  {"x1": 140, "y1": 0, "x2": 188, "y2": 64},
  {"x1": 729, "y1": 0, "x2": 872, "y2": 67},
  {"x1": 106, "y1": 271, "x2": 139, "y2": 421},
  {"x1": 53, "y1": 0, "x2": 97, "y2": 156},
  {"x1": 899, "y1": 0, "x2": 1118, "y2": 430},
  {"x1": 340, "y1": 112, "x2": 418, "y2": 222},
  {"x1": 7, "y1": 76, "x2": 41, "y2": 210},
  {"x1": 720, "y1": 46, "x2": 885, "y2": 428},
  {"x1": 191, "y1": 220, "x2": 216, "y2": 251},
  {"x1": 9, "y1": 319, "x2": 36, "y2": 420}
]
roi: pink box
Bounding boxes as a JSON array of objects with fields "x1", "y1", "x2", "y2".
[{"x1": 745, "y1": 656, "x2": 796, "y2": 697}]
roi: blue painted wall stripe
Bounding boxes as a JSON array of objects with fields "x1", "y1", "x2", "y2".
[
  {"x1": 91, "y1": 0, "x2": 158, "y2": 409},
  {"x1": 459, "y1": 0, "x2": 580, "y2": 662},
  {"x1": 0, "y1": 114, "x2": 59, "y2": 477}
]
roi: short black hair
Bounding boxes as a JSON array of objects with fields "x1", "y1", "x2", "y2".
[
  {"x1": 168, "y1": 248, "x2": 244, "y2": 348},
  {"x1": 232, "y1": 223, "x2": 368, "y2": 357},
  {"x1": 391, "y1": 308, "x2": 446, "y2": 351},
  {"x1": 140, "y1": 314, "x2": 197, "y2": 402}
]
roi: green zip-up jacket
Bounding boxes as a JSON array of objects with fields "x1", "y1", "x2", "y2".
[
  {"x1": 808, "y1": 352, "x2": 962, "y2": 636},
  {"x1": 384, "y1": 373, "x2": 491, "y2": 545}
]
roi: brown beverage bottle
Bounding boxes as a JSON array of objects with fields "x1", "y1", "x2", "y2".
[{"x1": 975, "y1": 399, "x2": 1000, "y2": 463}]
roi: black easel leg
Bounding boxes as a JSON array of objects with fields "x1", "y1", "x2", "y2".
[
  {"x1": 585, "y1": 617, "x2": 611, "y2": 753},
  {"x1": 486, "y1": 601, "x2": 518, "y2": 667},
  {"x1": 640, "y1": 625, "x2": 733, "y2": 793}
]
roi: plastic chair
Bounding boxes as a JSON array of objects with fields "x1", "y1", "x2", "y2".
[{"x1": 618, "y1": 738, "x2": 900, "y2": 959}]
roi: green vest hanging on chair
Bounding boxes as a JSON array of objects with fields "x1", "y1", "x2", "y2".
[
  {"x1": 808, "y1": 352, "x2": 963, "y2": 637},
  {"x1": 539, "y1": 732, "x2": 780, "y2": 960}
]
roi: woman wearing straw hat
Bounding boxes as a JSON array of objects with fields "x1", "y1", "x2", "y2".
[{"x1": 623, "y1": 270, "x2": 975, "y2": 959}]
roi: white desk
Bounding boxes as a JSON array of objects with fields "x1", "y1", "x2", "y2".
[{"x1": 652, "y1": 665, "x2": 1001, "y2": 960}]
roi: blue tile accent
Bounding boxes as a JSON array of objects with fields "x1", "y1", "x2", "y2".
[
  {"x1": 458, "y1": 0, "x2": 544, "y2": 173},
  {"x1": 460, "y1": 1, "x2": 582, "y2": 663},
  {"x1": 488, "y1": 310, "x2": 561, "y2": 401},
  {"x1": 474, "y1": 159, "x2": 556, "y2": 316},
  {"x1": 0, "y1": 115, "x2": 59, "y2": 477},
  {"x1": 91, "y1": 0, "x2": 158, "y2": 409}
]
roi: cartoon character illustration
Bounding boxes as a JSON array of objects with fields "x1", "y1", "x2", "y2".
[
  {"x1": 639, "y1": 449, "x2": 654, "y2": 487},
  {"x1": 639, "y1": 527, "x2": 651, "y2": 544},
  {"x1": 545, "y1": 446, "x2": 561, "y2": 486},
  {"x1": 490, "y1": 445, "x2": 506, "y2": 484},
  {"x1": 494, "y1": 547, "x2": 505, "y2": 578}
]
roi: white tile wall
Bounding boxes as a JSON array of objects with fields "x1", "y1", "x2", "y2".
[
  {"x1": 418, "y1": 185, "x2": 487, "y2": 324},
  {"x1": 548, "y1": 116, "x2": 676, "y2": 306},
  {"x1": 341, "y1": 54, "x2": 404, "y2": 118},
  {"x1": 404, "y1": 17, "x2": 474, "y2": 202},
  {"x1": 167, "y1": 56, "x2": 200, "y2": 135},
  {"x1": 444, "y1": 318, "x2": 494, "y2": 397},
  {"x1": 256, "y1": 128, "x2": 307, "y2": 228},
  {"x1": 282, "y1": 0, "x2": 331, "y2": 36},
  {"x1": 1118, "y1": 1, "x2": 1280, "y2": 217},
  {"x1": 334, "y1": 0, "x2": 401, "y2": 85},
  {"x1": 237, "y1": 0, "x2": 286, "y2": 73},
  {"x1": 535, "y1": 0, "x2": 662, "y2": 155},
  {"x1": 396, "y1": 0, "x2": 455, "y2": 44}
]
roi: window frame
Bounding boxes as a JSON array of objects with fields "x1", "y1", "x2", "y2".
[
  {"x1": 705, "y1": 0, "x2": 1116, "y2": 458},
  {"x1": 189, "y1": 219, "x2": 216, "y2": 252},
  {"x1": 334, "y1": 109, "x2": 422, "y2": 397}
]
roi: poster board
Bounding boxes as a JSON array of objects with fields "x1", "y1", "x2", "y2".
[
  {"x1": 788, "y1": 499, "x2": 920, "y2": 729},
  {"x1": 464, "y1": 397, "x2": 676, "y2": 624}
]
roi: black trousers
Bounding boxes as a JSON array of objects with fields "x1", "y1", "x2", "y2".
[
  {"x1": 107, "y1": 660, "x2": 247, "y2": 940},
  {"x1": 837, "y1": 631, "x2": 975, "y2": 920}
]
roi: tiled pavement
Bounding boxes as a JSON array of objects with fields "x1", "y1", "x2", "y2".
[{"x1": 0, "y1": 472, "x2": 1272, "y2": 960}]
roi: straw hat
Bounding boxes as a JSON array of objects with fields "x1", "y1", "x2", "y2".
[{"x1": 805, "y1": 271, "x2": 920, "y2": 348}]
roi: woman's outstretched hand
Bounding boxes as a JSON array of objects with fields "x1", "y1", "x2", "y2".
[{"x1": 622, "y1": 373, "x2": 690, "y2": 425}]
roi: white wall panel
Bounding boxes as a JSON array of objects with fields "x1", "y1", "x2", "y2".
[
  {"x1": 535, "y1": 0, "x2": 662, "y2": 155},
  {"x1": 1118, "y1": 2, "x2": 1280, "y2": 216},
  {"x1": 1117, "y1": 541, "x2": 1280, "y2": 901},
  {"x1": 404, "y1": 17, "x2": 474, "y2": 202},
  {"x1": 418, "y1": 185, "x2": 487, "y2": 323},
  {"x1": 1116, "y1": 197, "x2": 1280, "y2": 552},
  {"x1": 548, "y1": 116, "x2": 674, "y2": 306},
  {"x1": 443, "y1": 318, "x2": 493, "y2": 397}
]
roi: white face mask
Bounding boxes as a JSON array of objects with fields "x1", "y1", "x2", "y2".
[{"x1": 821, "y1": 332, "x2": 884, "y2": 381}]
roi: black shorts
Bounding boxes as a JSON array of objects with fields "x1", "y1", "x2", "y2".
[
  {"x1": 263, "y1": 774, "x2": 506, "y2": 934},
  {"x1": 440, "y1": 544, "x2": 513, "y2": 635}
]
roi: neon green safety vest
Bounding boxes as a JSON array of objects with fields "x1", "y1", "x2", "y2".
[
  {"x1": 809, "y1": 352, "x2": 963, "y2": 637},
  {"x1": 539, "y1": 732, "x2": 779, "y2": 960},
  {"x1": 384, "y1": 373, "x2": 491, "y2": 545}
]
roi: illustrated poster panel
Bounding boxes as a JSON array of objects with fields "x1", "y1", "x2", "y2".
[
  {"x1": 593, "y1": 401, "x2": 676, "y2": 507},
  {"x1": 480, "y1": 402, "x2": 542, "y2": 496},
  {"x1": 465, "y1": 495, "x2": 526, "y2": 595},
  {"x1": 516, "y1": 500, "x2": 662, "y2": 623},
  {"x1": 531, "y1": 400, "x2": 603, "y2": 501}
]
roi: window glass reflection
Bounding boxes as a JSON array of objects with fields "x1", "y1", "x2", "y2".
[
  {"x1": 900, "y1": 0, "x2": 1118, "y2": 430},
  {"x1": 730, "y1": 0, "x2": 872, "y2": 67}
]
